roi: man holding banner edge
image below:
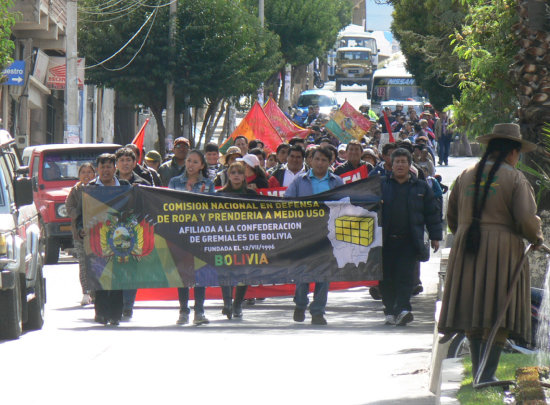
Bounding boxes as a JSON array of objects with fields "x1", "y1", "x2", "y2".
[{"x1": 285, "y1": 146, "x2": 344, "y2": 325}]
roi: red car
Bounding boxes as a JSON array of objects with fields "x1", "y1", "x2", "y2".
[{"x1": 23, "y1": 144, "x2": 120, "y2": 264}]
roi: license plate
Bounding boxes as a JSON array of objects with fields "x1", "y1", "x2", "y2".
[
  {"x1": 59, "y1": 225, "x2": 72, "y2": 232},
  {"x1": 348, "y1": 69, "x2": 359, "y2": 73}
]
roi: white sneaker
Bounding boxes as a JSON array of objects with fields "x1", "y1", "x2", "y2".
[
  {"x1": 81, "y1": 293, "x2": 92, "y2": 306},
  {"x1": 395, "y1": 310, "x2": 414, "y2": 326},
  {"x1": 384, "y1": 315, "x2": 396, "y2": 325}
]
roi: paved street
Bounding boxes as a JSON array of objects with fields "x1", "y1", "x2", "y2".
[{"x1": 0, "y1": 155, "x2": 477, "y2": 405}]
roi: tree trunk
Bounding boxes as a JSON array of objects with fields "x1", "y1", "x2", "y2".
[
  {"x1": 150, "y1": 105, "x2": 166, "y2": 157},
  {"x1": 512, "y1": 0, "x2": 550, "y2": 208},
  {"x1": 205, "y1": 100, "x2": 226, "y2": 145},
  {"x1": 513, "y1": 0, "x2": 550, "y2": 288},
  {"x1": 197, "y1": 99, "x2": 220, "y2": 148}
]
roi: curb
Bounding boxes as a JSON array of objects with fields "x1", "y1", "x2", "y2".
[{"x1": 436, "y1": 358, "x2": 463, "y2": 405}]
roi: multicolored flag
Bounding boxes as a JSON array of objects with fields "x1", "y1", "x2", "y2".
[
  {"x1": 325, "y1": 110, "x2": 365, "y2": 142},
  {"x1": 340, "y1": 101, "x2": 372, "y2": 133},
  {"x1": 219, "y1": 102, "x2": 284, "y2": 154},
  {"x1": 262, "y1": 98, "x2": 311, "y2": 141}
]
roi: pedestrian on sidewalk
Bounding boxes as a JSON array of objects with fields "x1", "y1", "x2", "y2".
[
  {"x1": 380, "y1": 148, "x2": 442, "y2": 326},
  {"x1": 438, "y1": 123, "x2": 543, "y2": 384}
]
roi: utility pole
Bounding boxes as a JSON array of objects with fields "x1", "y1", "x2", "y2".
[
  {"x1": 257, "y1": 0, "x2": 265, "y2": 104},
  {"x1": 65, "y1": 0, "x2": 79, "y2": 143},
  {"x1": 166, "y1": 0, "x2": 177, "y2": 150},
  {"x1": 364, "y1": 0, "x2": 368, "y2": 31}
]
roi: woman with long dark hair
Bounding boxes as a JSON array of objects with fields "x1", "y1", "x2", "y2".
[
  {"x1": 438, "y1": 124, "x2": 543, "y2": 384},
  {"x1": 237, "y1": 154, "x2": 269, "y2": 190},
  {"x1": 66, "y1": 162, "x2": 96, "y2": 306},
  {"x1": 168, "y1": 149, "x2": 214, "y2": 325}
]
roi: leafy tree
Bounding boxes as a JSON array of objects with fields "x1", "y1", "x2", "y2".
[
  {"x1": 248, "y1": 0, "x2": 350, "y2": 66},
  {"x1": 79, "y1": 0, "x2": 282, "y2": 151},
  {"x1": 0, "y1": 1, "x2": 16, "y2": 72},
  {"x1": 449, "y1": 0, "x2": 518, "y2": 135},
  {"x1": 174, "y1": 0, "x2": 282, "y2": 131},
  {"x1": 390, "y1": 0, "x2": 465, "y2": 110},
  {"x1": 78, "y1": 0, "x2": 171, "y2": 147}
]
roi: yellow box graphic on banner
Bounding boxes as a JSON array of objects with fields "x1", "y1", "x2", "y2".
[{"x1": 335, "y1": 216, "x2": 374, "y2": 246}]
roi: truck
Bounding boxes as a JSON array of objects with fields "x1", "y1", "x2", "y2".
[
  {"x1": 334, "y1": 46, "x2": 374, "y2": 92},
  {"x1": 24, "y1": 143, "x2": 120, "y2": 264},
  {"x1": 0, "y1": 130, "x2": 45, "y2": 340},
  {"x1": 328, "y1": 25, "x2": 379, "y2": 80}
]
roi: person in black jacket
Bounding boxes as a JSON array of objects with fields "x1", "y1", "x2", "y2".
[
  {"x1": 78, "y1": 153, "x2": 131, "y2": 326},
  {"x1": 114, "y1": 148, "x2": 151, "y2": 321},
  {"x1": 380, "y1": 148, "x2": 442, "y2": 326}
]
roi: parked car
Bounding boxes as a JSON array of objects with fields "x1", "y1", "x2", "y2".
[
  {"x1": 0, "y1": 130, "x2": 45, "y2": 340},
  {"x1": 22, "y1": 143, "x2": 121, "y2": 264},
  {"x1": 293, "y1": 89, "x2": 339, "y2": 126}
]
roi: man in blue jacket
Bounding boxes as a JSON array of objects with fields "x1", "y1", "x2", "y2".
[
  {"x1": 380, "y1": 148, "x2": 442, "y2": 326},
  {"x1": 285, "y1": 147, "x2": 344, "y2": 325}
]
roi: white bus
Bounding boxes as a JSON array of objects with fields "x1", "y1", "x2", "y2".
[{"x1": 370, "y1": 65, "x2": 429, "y2": 114}]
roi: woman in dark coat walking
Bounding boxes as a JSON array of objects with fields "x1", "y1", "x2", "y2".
[{"x1": 438, "y1": 123, "x2": 543, "y2": 384}]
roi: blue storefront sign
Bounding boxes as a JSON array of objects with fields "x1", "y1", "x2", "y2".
[{"x1": 2, "y1": 60, "x2": 26, "y2": 86}]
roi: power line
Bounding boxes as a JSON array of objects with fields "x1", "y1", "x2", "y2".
[
  {"x1": 100, "y1": 6, "x2": 159, "y2": 71},
  {"x1": 84, "y1": 7, "x2": 157, "y2": 70}
]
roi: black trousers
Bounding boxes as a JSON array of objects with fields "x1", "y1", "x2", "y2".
[
  {"x1": 221, "y1": 286, "x2": 248, "y2": 307},
  {"x1": 95, "y1": 290, "x2": 123, "y2": 321},
  {"x1": 380, "y1": 238, "x2": 417, "y2": 316}
]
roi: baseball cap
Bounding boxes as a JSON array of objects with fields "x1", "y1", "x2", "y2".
[
  {"x1": 221, "y1": 146, "x2": 242, "y2": 164},
  {"x1": 338, "y1": 144, "x2": 347, "y2": 152},
  {"x1": 174, "y1": 137, "x2": 190, "y2": 147},
  {"x1": 237, "y1": 153, "x2": 260, "y2": 168},
  {"x1": 144, "y1": 150, "x2": 162, "y2": 163}
]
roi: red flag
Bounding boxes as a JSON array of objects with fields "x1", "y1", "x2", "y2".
[
  {"x1": 131, "y1": 118, "x2": 150, "y2": 164},
  {"x1": 262, "y1": 98, "x2": 311, "y2": 141},
  {"x1": 382, "y1": 111, "x2": 395, "y2": 143},
  {"x1": 219, "y1": 102, "x2": 284, "y2": 154}
]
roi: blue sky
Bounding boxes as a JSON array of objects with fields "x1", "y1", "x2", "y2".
[{"x1": 366, "y1": 0, "x2": 393, "y2": 32}]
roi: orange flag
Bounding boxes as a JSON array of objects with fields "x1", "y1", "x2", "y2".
[
  {"x1": 262, "y1": 98, "x2": 311, "y2": 141},
  {"x1": 131, "y1": 118, "x2": 150, "y2": 164},
  {"x1": 220, "y1": 102, "x2": 284, "y2": 153}
]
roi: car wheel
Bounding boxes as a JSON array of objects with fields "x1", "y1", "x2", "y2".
[
  {"x1": 40, "y1": 219, "x2": 59, "y2": 264},
  {"x1": 24, "y1": 264, "x2": 45, "y2": 331},
  {"x1": 0, "y1": 273, "x2": 23, "y2": 340}
]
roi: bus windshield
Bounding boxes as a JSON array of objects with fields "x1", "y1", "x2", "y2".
[
  {"x1": 339, "y1": 37, "x2": 377, "y2": 53},
  {"x1": 371, "y1": 77, "x2": 427, "y2": 103}
]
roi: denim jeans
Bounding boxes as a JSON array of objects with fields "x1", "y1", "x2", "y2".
[
  {"x1": 438, "y1": 135, "x2": 452, "y2": 164},
  {"x1": 293, "y1": 282, "x2": 329, "y2": 315},
  {"x1": 178, "y1": 287, "x2": 205, "y2": 314}
]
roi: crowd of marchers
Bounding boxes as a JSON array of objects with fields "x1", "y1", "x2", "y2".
[
  {"x1": 63, "y1": 102, "x2": 455, "y2": 328},
  {"x1": 64, "y1": 98, "x2": 545, "y2": 387}
]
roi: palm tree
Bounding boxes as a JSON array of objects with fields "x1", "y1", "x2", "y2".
[{"x1": 513, "y1": 0, "x2": 550, "y2": 207}]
